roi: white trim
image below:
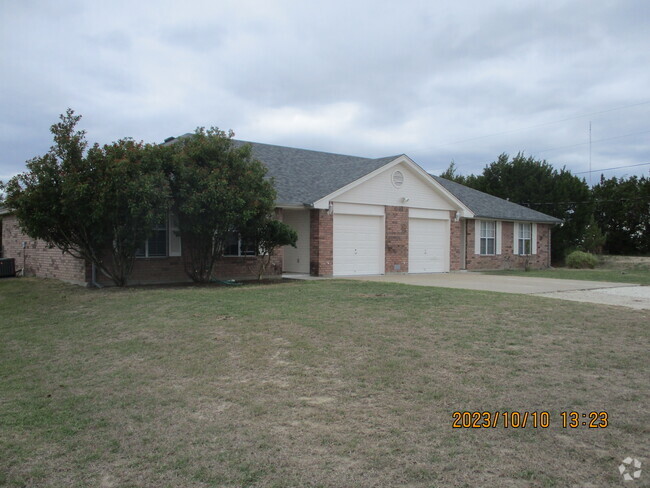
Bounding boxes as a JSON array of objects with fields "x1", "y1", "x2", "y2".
[
  {"x1": 474, "y1": 219, "x2": 481, "y2": 255},
  {"x1": 312, "y1": 155, "x2": 474, "y2": 216},
  {"x1": 333, "y1": 202, "x2": 384, "y2": 216},
  {"x1": 276, "y1": 204, "x2": 311, "y2": 210},
  {"x1": 532, "y1": 223, "x2": 537, "y2": 255},
  {"x1": 513, "y1": 223, "x2": 518, "y2": 255},
  {"x1": 409, "y1": 208, "x2": 450, "y2": 220},
  {"x1": 496, "y1": 221, "x2": 502, "y2": 255}
]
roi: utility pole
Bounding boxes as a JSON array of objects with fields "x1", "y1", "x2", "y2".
[{"x1": 589, "y1": 121, "x2": 592, "y2": 186}]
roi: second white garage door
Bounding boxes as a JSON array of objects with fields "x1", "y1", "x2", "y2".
[
  {"x1": 409, "y1": 218, "x2": 449, "y2": 273},
  {"x1": 333, "y1": 214, "x2": 384, "y2": 276}
]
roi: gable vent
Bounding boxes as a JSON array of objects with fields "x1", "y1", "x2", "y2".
[{"x1": 392, "y1": 170, "x2": 404, "y2": 188}]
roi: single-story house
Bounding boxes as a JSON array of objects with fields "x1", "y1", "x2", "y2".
[{"x1": 0, "y1": 140, "x2": 561, "y2": 286}]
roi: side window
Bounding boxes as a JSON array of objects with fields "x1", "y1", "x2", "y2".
[
  {"x1": 136, "y1": 217, "x2": 168, "y2": 258},
  {"x1": 479, "y1": 221, "x2": 496, "y2": 255},
  {"x1": 223, "y1": 231, "x2": 257, "y2": 257},
  {"x1": 517, "y1": 223, "x2": 532, "y2": 255}
]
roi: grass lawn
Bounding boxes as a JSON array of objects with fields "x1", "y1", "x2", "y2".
[
  {"x1": 1, "y1": 278, "x2": 648, "y2": 487},
  {"x1": 484, "y1": 256, "x2": 650, "y2": 285}
]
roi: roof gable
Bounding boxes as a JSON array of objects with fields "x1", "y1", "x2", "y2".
[{"x1": 324, "y1": 158, "x2": 464, "y2": 212}]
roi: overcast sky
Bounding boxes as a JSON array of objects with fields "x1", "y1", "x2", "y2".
[{"x1": 1, "y1": 0, "x2": 649, "y2": 186}]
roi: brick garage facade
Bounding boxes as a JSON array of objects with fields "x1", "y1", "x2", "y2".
[
  {"x1": 464, "y1": 220, "x2": 552, "y2": 270},
  {"x1": 309, "y1": 209, "x2": 333, "y2": 276},
  {"x1": 1, "y1": 214, "x2": 89, "y2": 285},
  {"x1": 385, "y1": 206, "x2": 408, "y2": 273},
  {"x1": 449, "y1": 213, "x2": 462, "y2": 271}
]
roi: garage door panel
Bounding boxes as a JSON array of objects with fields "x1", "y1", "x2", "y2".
[
  {"x1": 334, "y1": 214, "x2": 383, "y2": 276},
  {"x1": 409, "y1": 218, "x2": 448, "y2": 273}
]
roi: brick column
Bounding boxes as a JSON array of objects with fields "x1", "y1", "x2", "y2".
[
  {"x1": 449, "y1": 211, "x2": 461, "y2": 271},
  {"x1": 309, "y1": 209, "x2": 333, "y2": 276},
  {"x1": 385, "y1": 206, "x2": 408, "y2": 273}
]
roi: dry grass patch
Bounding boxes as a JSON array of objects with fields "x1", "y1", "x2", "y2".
[
  {"x1": 486, "y1": 255, "x2": 650, "y2": 285},
  {"x1": 0, "y1": 278, "x2": 648, "y2": 487}
]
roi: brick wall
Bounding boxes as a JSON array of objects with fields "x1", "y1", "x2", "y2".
[
  {"x1": 1, "y1": 214, "x2": 89, "y2": 285},
  {"x1": 464, "y1": 219, "x2": 552, "y2": 270},
  {"x1": 385, "y1": 206, "x2": 408, "y2": 273},
  {"x1": 99, "y1": 209, "x2": 286, "y2": 285},
  {"x1": 309, "y1": 209, "x2": 333, "y2": 276},
  {"x1": 2, "y1": 211, "x2": 285, "y2": 287},
  {"x1": 449, "y1": 212, "x2": 462, "y2": 271},
  {"x1": 96, "y1": 254, "x2": 283, "y2": 286}
]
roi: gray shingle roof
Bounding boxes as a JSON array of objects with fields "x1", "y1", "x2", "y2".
[
  {"x1": 431, "y1": 176, "x2": 562, "y2": 224},
  {"x1": 165, "y1": 134, "x2": 561, "y2": 223},
  {"x1": 169, "y1": 135, "x2": 400, "y2": 206},
  {"x1": 235, "y1": 140, "x2": 400, "y2": 206}
]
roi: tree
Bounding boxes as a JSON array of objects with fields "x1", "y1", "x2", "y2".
[
  {"x1": 592, "y1": 175, "x2": 650, "y2": 255},
  {"x1": 2, "y1": 110, "x2": 170, "y2": 286},
  {"x1": 439, "y1": 161, "x2": 465, "y2": 184},
  {"x1": 463, "y1": 153, "x2": 592, "y2": 261},
  {"x1": 249, "y1": 219, "x2": 297, "y2": 281},
  {"x1": 166, "y1": 128, "x2": 276, "y2": 282},
  {"x1": 581, "y1": 216, "x2": 606, "y2": 254}
]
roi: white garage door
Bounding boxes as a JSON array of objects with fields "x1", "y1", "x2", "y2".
[
  {"x1": 333, "y1": 214, "x2": 384, "y2": 276},
  {"x1": 409, "y1": 218, "x2": 448, "y2": 273}
]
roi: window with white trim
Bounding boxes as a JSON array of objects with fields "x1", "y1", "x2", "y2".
[
  {"x1": 224, "y1": 231, "x2": 257, "y2": 257},
  {"x1": 517, "y1": 223, "x2": 532, "y2": 255},
  {"x1": 480, "y1": 220, "x2": 496, "y2": 255},
  {"x1": 136, "y1": 218, "x2": 168, "y2": 258}
]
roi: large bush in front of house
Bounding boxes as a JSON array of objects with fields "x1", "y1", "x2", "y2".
[
  {"x1": 1, "y1": 109, "x2": 170, "y2": 286},
  {"x1": 165, "y1": 128, "x2": 277, "y2": 283},
  {"x1": 565, "y1": 250, "x2": 598, "y2": 269},
  {"x1": 249, "y1": 219, "x2": 298, "y2": 281}
]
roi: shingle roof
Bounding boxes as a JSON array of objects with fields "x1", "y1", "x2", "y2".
[
  {"x1": 234, "y1": 140, "x2": 401, "y2": 206},
  {"x1": 168, "y1": 135, "x2": 400, "y2": 206},
  {"x1": 165, "y1": 135, "x2": 561, "y2": 223},
  {"x1": 431, "y1": 175, "x2": 562, "y2": 224}
]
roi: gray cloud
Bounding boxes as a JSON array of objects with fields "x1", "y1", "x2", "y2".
[{"x1": 1, "y1": 0, "x2": 649, "y2": 186}]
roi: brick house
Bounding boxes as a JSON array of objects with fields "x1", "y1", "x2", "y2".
[{"x1": 0, "y1": 140, "x2": 561, "y2": 285}]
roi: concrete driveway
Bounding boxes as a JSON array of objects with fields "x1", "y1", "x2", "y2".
[{"x1": 345, "y1": 272, "x2": 650, "y2": 310}]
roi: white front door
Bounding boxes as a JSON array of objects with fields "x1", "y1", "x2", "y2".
[
  {"x1": 408, "y1": 218, "x2": 449, "y2": 273},
  {"x1": 333, "y1": 214, "x2": 384, "y2": 276}
]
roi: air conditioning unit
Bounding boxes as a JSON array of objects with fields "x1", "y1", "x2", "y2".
[{"x1": 0, "y1": 258, "x2": 16, "y2": 278}]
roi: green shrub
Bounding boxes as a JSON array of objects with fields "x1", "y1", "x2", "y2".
[{"x1": 565, "y1": 251, "x2": 598, "y2": 269}]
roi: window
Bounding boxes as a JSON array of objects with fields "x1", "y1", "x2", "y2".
[
  {"x1": 224, "y1": 231, "x2": 257, "y2": 257},
  {"x1": 136, "y1": 218, "x2": 168, "y2": 258},
  {"x1": 517, "y1": 223, "x2": 532, "y2": 255},
  {"x1": 479, "y1": 220, "x2": 496, "y2": 255}
]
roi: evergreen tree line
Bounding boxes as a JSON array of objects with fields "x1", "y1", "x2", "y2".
[{"x1": 440, "y1": 154, "x2": 650, "y2": 261}]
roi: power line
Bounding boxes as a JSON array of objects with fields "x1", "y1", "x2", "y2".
[
  {"x1": 519, "y1": 196, "x2": 650, "y2": 206},
  {"x1": 574, "y1": 162, "x2": 650, "y2": 175},
  {"x1": 440, "y1": 158, "x2": 650, "y2": 180},
  {"x1": 430, "y1": 100, "x2": 650, "y2": 149},
  {"x1": 530, "y1": 129, "x2": 650, "y2": 155}
]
